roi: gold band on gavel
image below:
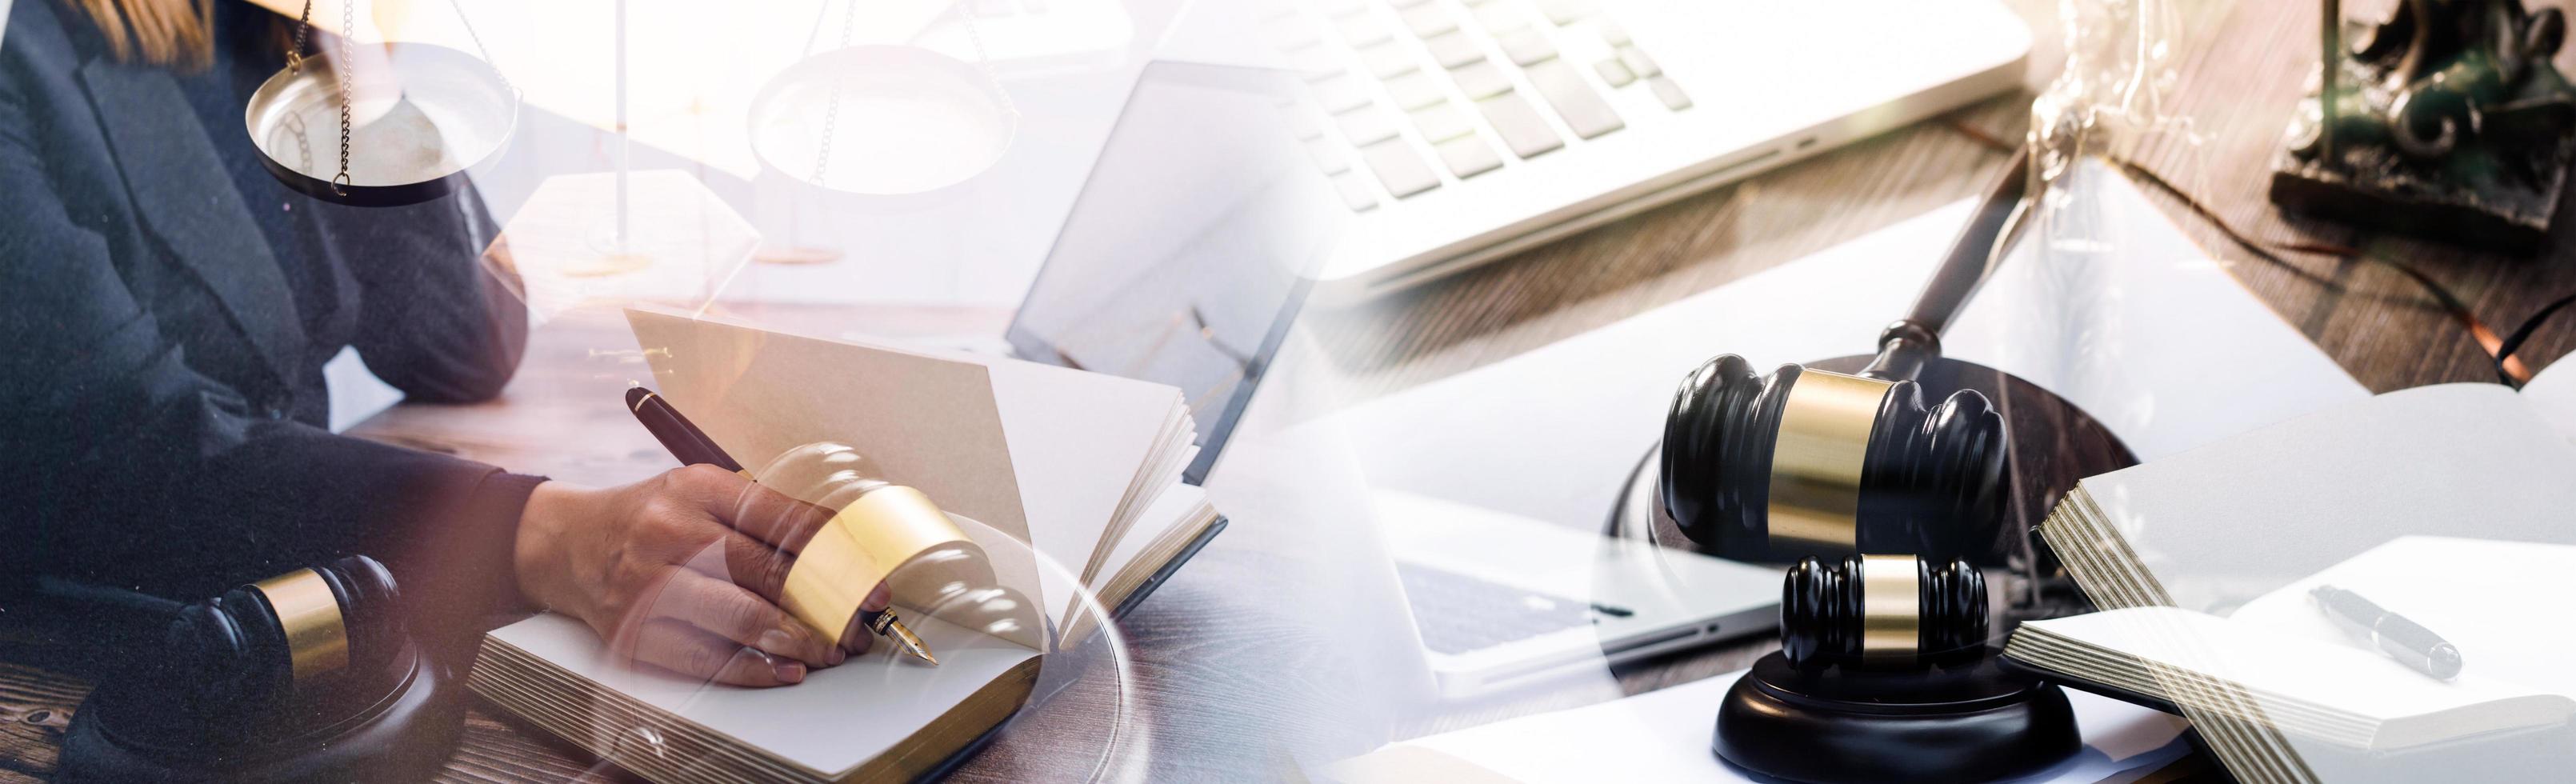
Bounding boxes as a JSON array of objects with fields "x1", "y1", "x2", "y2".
[
  {"x1": 252, "y1": 568, "x2": 349, "y2": 683},
  {"x1": 1858, "y1": 554, "x2": 1921, "y2": 664},
  {"x1": 1766, "y1": 369, "x2": 1894, "y2": 552},
  {"x1": 778, "y1": 485, "x2": 972, "y2": 647}
]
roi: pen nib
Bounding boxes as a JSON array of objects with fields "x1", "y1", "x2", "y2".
[{"x1": 885, "y1": 618, "x2": 938, "y2": 666}]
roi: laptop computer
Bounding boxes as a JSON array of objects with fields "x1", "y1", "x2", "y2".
[
  {"x1": 1235, "y1": 0, "x2": 2033, "y2": 302},
  {"x1": 1003, "y1": 59, "x2": 1779, "y2": 698}
]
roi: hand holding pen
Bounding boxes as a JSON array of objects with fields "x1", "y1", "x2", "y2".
[{"x1": 626, "y1": 387, "x2": 937, "y2": 666}]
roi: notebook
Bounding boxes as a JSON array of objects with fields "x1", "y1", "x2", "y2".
[
  {"x1": 466, "y1": 308, "x2": 1222, "y2": 783},
  {"x1": 2009, "y1": 366, "x2": 2576, "y2": 783}
]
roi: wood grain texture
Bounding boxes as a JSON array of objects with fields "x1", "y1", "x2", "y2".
[{"x1": 8, "y1": 1, "x2": 2574, "y2": 781}]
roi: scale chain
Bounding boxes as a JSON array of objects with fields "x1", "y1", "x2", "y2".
[
  {"x1": 333, "y1": 0, "x2": 354, "y2": 194},
  {"x1": 807, "y1": 0, "x2": 1013, "y2": 187}
]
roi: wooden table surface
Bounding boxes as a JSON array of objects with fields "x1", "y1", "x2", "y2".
[{"x1": 8, "y1": 0, "x2": 2575, "y2": 781}]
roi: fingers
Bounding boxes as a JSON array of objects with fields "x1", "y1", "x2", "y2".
[
  {"x1": 628, "y1": 618, "x2": 809, "y2": 687},
  {"x1": 832, "y1": 582, "x2": 894, "y2": 655},
  {"x1": 710, "y1": 529, "x2": 798, "y2": 603},
  {"x1": 717, "y1": 479, "x2": 838, "y2": 554},
  {"x1": 655, "y1": 570, "x2": 844, "y2": 667},
  {"x1": 662, "y1": 464, "x2": 834, "y2": 554}
]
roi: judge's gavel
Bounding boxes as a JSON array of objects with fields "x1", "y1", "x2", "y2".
[
  {"x1": 158, "y1": 555, "x2": 402, "y2": 710},
  {"x1": 1660, "y1": 149, "x2": 2030, "y2": 563},
  {"x1": 1780, "y1": 554, "x2": 1987, "y2": 670}
]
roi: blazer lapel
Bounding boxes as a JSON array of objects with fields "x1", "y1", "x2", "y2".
[{"x1": 77, "y1": 58, "x2": 302, "y2": 387}]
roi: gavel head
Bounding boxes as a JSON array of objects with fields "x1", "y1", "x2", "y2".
[
  {"x1": 1780, "y1": 554, "x2": 1987, "y2": 670},
  {"x1": 162, "y1": 555, "x2": 401, "y2": 709},
  {"x1": 1660, "y1": 354, "x2": 2009, "y2": 563}
]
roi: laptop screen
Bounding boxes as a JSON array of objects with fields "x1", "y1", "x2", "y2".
[{"x1": 1006, "y1": 62, "x2": 1346, "y2": 483}]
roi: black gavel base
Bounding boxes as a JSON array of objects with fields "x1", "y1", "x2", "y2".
[
  {"x1": 58, "y1": 638, "x2": 463, "y2": 782},
  {"x1": 1714, "y1": 650, "x2": 2078, "y2": 783}
]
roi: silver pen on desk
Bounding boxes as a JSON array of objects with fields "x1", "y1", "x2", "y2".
[{"x1": 2310, "y1": 584, "x2": 2462, "y2": 680}]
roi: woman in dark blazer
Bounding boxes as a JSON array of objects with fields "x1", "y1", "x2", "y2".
[{"x1": 2, "y1": 0, "x2": 866, "y2": 686}]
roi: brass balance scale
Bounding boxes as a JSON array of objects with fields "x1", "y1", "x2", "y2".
[{"x1": 243, "y1": 0, "x2": 516, "y2": 206}]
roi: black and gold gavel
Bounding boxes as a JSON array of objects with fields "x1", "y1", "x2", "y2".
[
  {"x1": 1659, "y1": 149, "x2": 2033, "y2": 564},
  {"x1": 1780, "y1": 554, "x2": 1987, "y2": 670},
  {"x1": 160, "y1": 554, "x2": 400, "y2": 708}
]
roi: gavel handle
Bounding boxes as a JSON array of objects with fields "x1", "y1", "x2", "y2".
[{"x1": 1862, "y1": 146, "x2": 2034, "y2": 382}]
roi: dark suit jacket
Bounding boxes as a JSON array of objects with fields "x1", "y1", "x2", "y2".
[{"x1": 1, "y1": 0, "x2": 538, "y2": 648}]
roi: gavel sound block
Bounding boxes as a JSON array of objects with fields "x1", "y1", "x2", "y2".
[
  {"x1": 1713, "y1": 556, "x2": 2078, "y2": 783},
  {"x1": 58, "y1": 556, "x2": 464, "y2": 783}
]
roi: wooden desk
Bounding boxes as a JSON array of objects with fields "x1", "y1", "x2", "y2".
[{"x1": 7, "y1": 0, "x2": 2573, "y2": 781}]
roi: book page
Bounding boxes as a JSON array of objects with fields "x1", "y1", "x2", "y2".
[
  {"x1": 2517, "y1": 359, "x2": 2576, "y2": 444},
  {"x1": 979, "y1": 359, "x2": 1185, "y2": 622},
  {"x1": 2026, "y1": 609, "x2": 2568, "y2": 742},
  {"x1": 1946, "y1": 159, "x2": 2371, "y2": 462},
  {"x1": 2227, "y1": 537, "x2": 2576, "y2": 700},
  {"x1": 486, "y1": 612, "x2": 1038, "y2": 778},
  {"x1": 2069, "y1": 382, "x2": 2576, "y2": 613},
  {"x1": 628, "y1": 307, "x2": 1044, "y2": 608}
]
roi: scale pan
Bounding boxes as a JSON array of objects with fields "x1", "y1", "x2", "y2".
[
  {"x1": 748, "y1": 45, "x2": 1017, "y2": 197},
  {"x1": 246, "y1": 42, "x2": 516, "y2": 207}
]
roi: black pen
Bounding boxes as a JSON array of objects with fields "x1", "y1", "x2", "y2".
[
  {"x1": 626, "y1": 386, "x2": 938, "y2": 666},
  {"x1": 2311, "y1": 584, "x2": 2460, "y2": 680}
]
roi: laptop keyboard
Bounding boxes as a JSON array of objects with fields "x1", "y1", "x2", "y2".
[
  {"x1": 1261, "y1": 0, "x2": 1694, "y2": 212},
  {"x1": 1396, "y1": 564, "x2": 1594, "y2": 655}
]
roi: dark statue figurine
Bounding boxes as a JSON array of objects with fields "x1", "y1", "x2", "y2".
[{"x1": 2271, "y1": 0, "x2": 2576, "y2": 252}]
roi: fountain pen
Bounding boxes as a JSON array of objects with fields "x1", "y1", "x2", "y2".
[{"x1": 625, "y1": 386, "x2": 938, "y2": 666}]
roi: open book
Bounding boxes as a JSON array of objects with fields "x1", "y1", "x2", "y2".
[
  {"x1": 466, "y1": 309, "x2": 1222, "y2": 783},
  {"x1": 2010, "y1": 367, "x2": 2576, "y2": 782}
]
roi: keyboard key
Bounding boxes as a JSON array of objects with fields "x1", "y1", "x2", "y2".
[
  {"x1": 1422, "y1": 30, "x2": 1483, "y2": 69},
  {"x1": 1290, "y1": 48, "x2": 1345, "y2": 81},
  {"x1": 1409, "y1": 100, "x2": 1474, "y2": 142},
  {"x1": 1535, "y1": 0, "x2": 1596, "y2": 26},
  {"x1": 1330, "y1": 171, "x2": 1379, "y2": 211},
  {"x1": 1335, "y1": 14, "x2": 1394, "y2": 47},
  {"x1": 1448, "y1": 58, "x2": 1513, "y2": 98},
  {"x1": 1288, "y1": 110, "x2": 1326, "y2": 140},
  {"x1": 1358, "y1": 138, "x2": 1442, "y2": 198},
  {"x1": 1647, "y1": 74, "x2": 1692, "y2": 110},
  {"x1": 1526, "y1": 58, "x2": 1623, "y2": 138},
  {"x1": 1386, "y1": 0, "x2": 1434, "y2": 7},
  {"x1": 1313, "y1": 73, "x2": 1373, "y2": 113},
  {"x1": 1359, "y1": 40, "x2": 1420, "y2": 78},
  {"x1": 1472, "y1": 2, "x2": 1529, "y2": 34},
  {"x1": 1497, "y1": 30, "x2": 1555, "y2": 66},
  {"x1": 1382, "y1": 69, "x2": 1446, "y2": 109},
  {"x1": 1336, "y1": 104, "x2": 1402, "y2": 146},
  {"x1": 1594, "y1": 58, "x2": 1634, "y2": 87},
  {"x1": 1400, "y1": 3, "x2": 1458, "y2": 37},
  {"x1": 1617, "y1": 46, "x2": 1662, "y2": 78},
  {"x1": 1305, "y1": 138, "x2": 1352, "y2": 175},
  {"x1": 1434, "y1": 134, "x2": 1503, "y2": 178},
  {"x1": 1263, "y1": 19, "x2": 1322, "y2": 51},
  {"x1": 1595, "y1": 18, "x2": 1630, "y2": 46},
  {"x1": 1474, "y1": 91, "x2": 1563, "y2": 158}
]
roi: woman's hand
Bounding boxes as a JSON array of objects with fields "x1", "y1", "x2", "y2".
[{"x1": 513, "y1": 465, "x2": 891, "y2": 686}]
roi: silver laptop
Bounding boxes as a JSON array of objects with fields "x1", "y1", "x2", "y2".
[
  {"x1": 1241, "y1": 0, "x2": 2032, "y2": 302},
  {"x1": 1005, "y1": 60, "x2": 1780, "y2": 698}
]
